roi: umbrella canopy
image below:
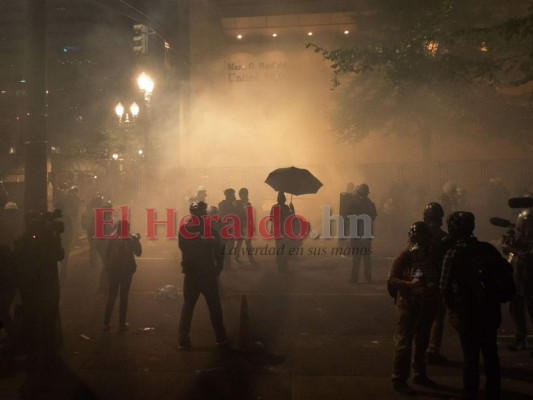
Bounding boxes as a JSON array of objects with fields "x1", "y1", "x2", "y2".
[{"x1": 265, "y1": 166, "x2": 323, "y2": 196}]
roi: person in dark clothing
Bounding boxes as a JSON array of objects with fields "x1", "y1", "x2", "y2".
[
  {"x1": 103, "y1": 220, "x2": 142, "y2": 332},
  {"x1": 339, "y1": 182, "x2": 355, "y2": 251},
  {"x1": 15, "y1": 209, "x2": 64, "y2": 375},
  {"x1": 502, "y1": 208, "x2": 533, "y2": 351},
  {"x1": 235, "y1": 188, "x2": 258, "y2": 267},
  {"x1": 423, "y1": 202, "x2": 450, "y2": 365},
  {"x1": 178, "y1": 201, "x2": 228, "y2": 350},
  {"x1": 271, "y1": 191, "x2": 295, "y2": 273},
  {"x1": 348, "y1": 183, "x2": 377, "y2": 283},
  {"x1": 54, "y1": 202, "x2": 73, "y2": 286},
  {"x1": 218, "y1": 188, "x2": 238, "y2": 270},
  {"x1": 440, "y1": 212, "x2": 514, "y2": 400},
  {"x1": 388, "y1": 222, "x2": 440, "y2": 396}
]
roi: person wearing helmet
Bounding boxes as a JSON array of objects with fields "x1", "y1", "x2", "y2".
[
  {"x1": 505, "y1": 208, "x2": 533, "y2": 352},
  {"x1": 440, "y1": 212, "x2": 515, "y2": 400},
  {"x1": 178, "y1": 201, "x2": 228, "y2": 350},
  {"x1": 0, "y1": 202, "x2": 23, "y2": 249},
  {"x1": 422, "y1": 202, "x2": 449, "y2": 365},
  {"x1": 387, "y1": 221, "x2": 440, "y2": 395},
  {"x1": 348, "y1": 183, "x2": 377, "y2": 283}
]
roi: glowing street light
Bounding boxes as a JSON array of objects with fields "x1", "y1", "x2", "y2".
[
  {"x1": 137, "y1": 72, "x2": 154, "y2": 94},
  {"x1": 115, "y1": 102, "x2": 124, "y2": 118},
  {"x1": 130, "y1": 102, "x2": 139, "y2": 118}
]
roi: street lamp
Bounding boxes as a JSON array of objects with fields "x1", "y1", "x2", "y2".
[
  {"x1": 137, "y1": 72, "x2": 154, "y2": 94},
  {"x1": 115, "y1": 102, "x2": 124, "y2": 123},
  {"x1": 130, "y1": 102, "x2": 139, "y2": 118}
]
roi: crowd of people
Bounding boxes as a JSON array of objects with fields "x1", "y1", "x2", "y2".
[{"x1": 0, "y1": 179, "x2": 532, "y2": 400}]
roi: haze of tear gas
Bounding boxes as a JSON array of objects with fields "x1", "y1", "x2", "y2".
[{"x1": 75, "y1": 1, "x2": 528, "y2": 239}]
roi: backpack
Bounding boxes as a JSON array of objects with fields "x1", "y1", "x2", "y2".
[{"x1": 468, "y1": 243, "x2": 515, "y2": 304}]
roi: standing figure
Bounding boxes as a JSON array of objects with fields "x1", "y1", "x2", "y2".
[
  {"x1": 178, "y1": 201, "x2": 228, "y2": 350},
  {"x1": 339, "y1": 182, "x2": 355, "y2": 251},
  {"x1": 15, "y1": 210, "x2": 64, "y2": 376},
  {"x1": 388, "y1": 222, "x2": 440, "y2": 395},
  {"x1": 271, "y1": 192, "x2": 295, "y2": 273},
  {"x1": 440, "y1": 212, "x2": 515, "y2": 400},
  {"x1": 54, "y1": 202, "x2": 73, "y2": 286},
  {"x1": 235, "y1": 188, "x2": 258, "y2": 267},
  {"x1": 423, "y1": 202, "x2": 450, "y2": 365},
  {"x1": 103, "y1": 220, "x2": 141, "y2": 332},
  {"x1": 218, "y1": 188, "x2": 238, "y2": 270},
  {"x1": 348, "y1": 183, "x2": 377, "y2": 283},
  {"x1": 503, "y1": 208, "x2": 533, "y2": 351},
  {"x1": 83, "y1": 193, "x2": 104, "y2": 270}
]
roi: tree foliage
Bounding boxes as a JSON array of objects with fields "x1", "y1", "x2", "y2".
[{"x1": 308, "y1": 0, "x2": 533, "y2": 145}]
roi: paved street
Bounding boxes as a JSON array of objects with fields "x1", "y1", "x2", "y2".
[{"x1": 1, "y1": 239, "x2": 533, "y2": 400}]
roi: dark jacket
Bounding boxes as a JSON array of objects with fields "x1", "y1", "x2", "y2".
[
  {"x1": 179, "y1": 222, "x2": 224, "y2": 277},
  {"x1": 105, "y1": 236, "x2": 142, "y2": 274},
  {"x1": 440, "y1": 237, "x2": 513, "y2": 316},
  {"x1": 388, "y1": 247, "x2": 439, "y2": 308}
]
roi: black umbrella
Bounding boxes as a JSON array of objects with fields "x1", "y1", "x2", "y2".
[{"x1": 265, "y1": 166, "x2": 323, "y2": 196}]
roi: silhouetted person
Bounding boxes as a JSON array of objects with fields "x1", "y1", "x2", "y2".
[
  {"x1": 15, "y1": 209, "x2": 64, "y2": 379},
  {"x1": 423, "y1": 202, "x2": 450, "y2": 365},
  {"x1": 440, "y1": 212, "x2": 515, "y2": 400},
  {"x1": 103, "y1": 220, "x2": 141, "y2": 332},
  {"x1": 55, "y1": 202, "x2": 73, "y2": 286},
  {"x1": 348, "y1": 184, "x2": 377, "y2": 283},
  {"x1": 0, "y1": 202, "x2": 23, "y2": 249},
  {"x1": 388, "y1": 222, "x2": 440, "y2": 396},
  {"x1": 178, "y1": 201, "x2": 227, "y2": 350},
  {"x1": 339, "y1": 182, "x2": 355, "y2": 251},
  {"x1": 502, "y1": 208, "x2": 533, "y2": 351},
  {"x1": 83, "y1": 193, "x2": 104, "y2": 270},
  {"x1": 235, "y1": 188, "x2": 258, "y2": 267},
  {"x1": 218, "y1": 188, "x2": 238, "y2": 270},
  {"x1": 271, "y1": 191, "x2": 295, "y2": 273}
]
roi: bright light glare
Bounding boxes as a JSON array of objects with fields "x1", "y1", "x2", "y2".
[
  {"x1": 308, "y1": 32, "x2": 313, "y2": 36},
  {"x1": 115, "y1": 102, "x2": 124, "y2": 117},
  {"x1": 138, "y1": 149, "x2": 144, "y2": 155},
  {"x1": 137, "y1": 72, "x2": 154, "y2": 93},
  {"x1": 237, "y1": 34, "x2": 243, "y2": 39},
  {"x1": 344, "y1": 30, "x2": 349, "y2": 35},
  {"x1": 130, "y1": 102, "x2": 139, "y2": 117},
  {"x1": 112, "y1": 153, "x2": 119, "y2": 160},
  {"x1": 272, "y1": 33, "x2": 278, "y2": 37}
]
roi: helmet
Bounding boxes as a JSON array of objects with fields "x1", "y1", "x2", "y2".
[
  {"x1": 356, "y1": 183, "x2": 370, "y2": 196},
  {"x1": 423, "y1": 202, "x2": 444, "y2": 220},
  {"x1": 408, "y1": 221, "x2": 431, "y2": 242},
  {"x1": 447, "y1": 211, "x2": 475, "y2": 237},
  {"x1": 190, "y1": 201, "x2": 207, "y2": 216},
  {"x1": 516, "y1": 208, "x2": 533, "y2": 232}
]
